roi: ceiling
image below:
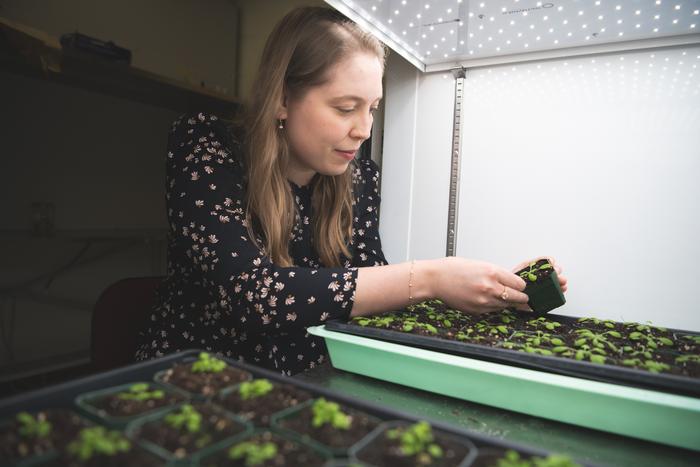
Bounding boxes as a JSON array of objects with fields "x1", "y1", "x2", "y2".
[{"x1": 326, "y1": 0, "x2": 700, "y2": 70}]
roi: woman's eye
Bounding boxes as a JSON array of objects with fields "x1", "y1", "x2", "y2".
[{"x1": 337, "y1": 108, "x2": 354, "y2": 114}]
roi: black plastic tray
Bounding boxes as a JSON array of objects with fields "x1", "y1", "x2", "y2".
[
  {"x1": 325, "y1": 314, "x2": 700, "y2": 398},
  {"x1": 0, "y1": 349, "x2": 589, "y2": 466}
]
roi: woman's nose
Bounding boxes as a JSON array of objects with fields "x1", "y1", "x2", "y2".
[{"x1": 350, "y1": 113, "x2": 372, "y2": 140}]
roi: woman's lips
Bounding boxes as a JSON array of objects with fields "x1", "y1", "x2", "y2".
[{"x1": 335, "y1": 149, "x2": 357, "y2": 160}]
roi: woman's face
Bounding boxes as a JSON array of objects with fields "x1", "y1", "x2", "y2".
[{"x1": 280, "y1": 52, "x2": 384, "y2": 187}]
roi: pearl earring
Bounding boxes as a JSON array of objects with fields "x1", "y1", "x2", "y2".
[{"x1": 278, "y1": 119, "x2": 285, "y2": 129}]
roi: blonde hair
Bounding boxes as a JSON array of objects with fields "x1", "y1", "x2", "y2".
[{"x1": 243, "y1": 7, "x2": 386, "y2": 267}]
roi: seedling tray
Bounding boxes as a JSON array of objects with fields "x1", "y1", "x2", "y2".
[
  {"x1": 0, "y1": 349, "x2": 587, "y2": 466},
  {"x1": 324, "y1": 314, "x2": 700, "y2": 397},
  {"x1": 309, "y1": 325, "x2": 700, "y2": 451}
]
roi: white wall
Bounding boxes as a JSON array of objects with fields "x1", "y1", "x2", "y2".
[
  {"x1": 382, "y1": 44, "x2": 700, "y2": 331},
  {"x1": 456, "y1": 45, "x2": 700, "y2": 331},
  {"x1": 380, "y1": 51, "x2": 456, "y2": 264}
]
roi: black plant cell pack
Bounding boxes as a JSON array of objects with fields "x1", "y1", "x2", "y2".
[{"x1": 517, "y1": 259, "x2": 566, "y2": 314}]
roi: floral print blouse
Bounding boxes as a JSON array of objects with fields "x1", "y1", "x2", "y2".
[{"x1": 134, "y1": 112, "x2": 388, "y2": 375}]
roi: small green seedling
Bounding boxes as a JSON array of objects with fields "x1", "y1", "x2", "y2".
[
  {"x1": 165, "y1": 404, "x2": 202, "y2": 433},
  {"x1": 191, "y1": 352, "x2": 227, "y2": 373},
  {"x1": 455, "y1": 328, "x2": 476, "y2": 341},
  {"x1": 67, "y1": 426, "x2": 130, "y2": 460},
  {"x1": 628, "y1": 331, "x2": 673, "y2": 350},
  {"x1": 496, "y1": 449, "x2": 581, "y2": 467},
  {"x1": 228, "y1": 441, "x2": 278, "y2": 466},
  {"x1": 573, "y1": 329, "x2": 620, "y2": 353},
  {"x1": 386, "y1": 421, "x2": 443, "y2": 465},
  {"x1": 239, "y1": 379, "x2": 273, "y2": 400},
  {"x1": 572, "y1": 344, "x2": 607, "y2": 364},
  {"x1": 526, "y1": 317, "x2": 561, "y2": 331},
  {"x1": 676, "y1": 354, "x2": 700, "y2": 365},
  {"x1": 680, "y1": 334, "x2": 700, "y2": 345},
  {"x1": 117, "y1": 383, "x2": 165, "y2": 401},
  {"x1": 355, "y1": 315, "x2": 395, "y2": 327},
  {"x1": 518, "y1": 261, "x2": 553, "y2": 282},
  {"x1": 621, "y1": 359, "x2": 671, "y2": 373},
  {"x1": 311, "y1": 398, "x2": 350, "y2": 430},
  {"x1": 577, "y1": 317, "x2": 616, "y2": 329},
  {"x1": 476, "y1": 321, "x2": 509, "y2": 336},
  {"x1": 16, "y1": 412, "x2": 51, "y2": 439}
]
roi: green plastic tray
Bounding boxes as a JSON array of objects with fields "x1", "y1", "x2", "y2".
[{"x1": 308, "y1": 325, "x2": 700, "y2": 451}]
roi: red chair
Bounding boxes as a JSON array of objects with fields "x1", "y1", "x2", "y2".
[{"x1": 91, "y1": 277, "x2": 163, "y2": 372}]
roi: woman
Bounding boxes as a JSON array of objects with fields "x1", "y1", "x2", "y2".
[{"x1": 135, "y1": 7, "x2": 567, "y2": 375}]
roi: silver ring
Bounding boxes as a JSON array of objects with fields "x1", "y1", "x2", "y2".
[{"x1": 500, "y1": 286, "x2": 509, "y2": 301}]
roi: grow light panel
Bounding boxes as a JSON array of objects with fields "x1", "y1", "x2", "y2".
[{"x1": 326, "y1": 0, "x2": 700, "y2": 70}]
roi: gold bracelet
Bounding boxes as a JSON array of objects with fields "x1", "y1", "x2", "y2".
[{"x1": 408, "y1": 259, "x2": 415, "y2": 304}]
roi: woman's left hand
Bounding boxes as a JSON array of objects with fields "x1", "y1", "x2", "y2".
[{"x1": 510, "y1": 256, "x2": 568, "y2": 311}]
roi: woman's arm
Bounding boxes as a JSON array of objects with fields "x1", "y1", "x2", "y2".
[
  {"x1": 352, "y1": 257, "x2": 535, "y2": 317},
  {"x1": 351, "y1": 260, "x2": 437, "y2": 316}
]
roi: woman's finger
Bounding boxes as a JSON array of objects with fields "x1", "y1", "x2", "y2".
[
  {"x1": 558, "y1": 273, "x2": 568, "y2": 293},
  {"x1": 496, "y1": 268, "x2": 527, "y2": 291},
  {"x1": 496, "y1": 285, "x2": 529, "y2": 305}
]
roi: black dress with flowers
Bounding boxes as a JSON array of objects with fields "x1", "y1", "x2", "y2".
[{"x1": 134, "y1": 113, "x2": 388, "y2": 375}]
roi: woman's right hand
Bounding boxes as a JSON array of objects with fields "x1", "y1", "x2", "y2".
[{"x1": 431, "y1": 256, "x2": 529, "y2": 315}]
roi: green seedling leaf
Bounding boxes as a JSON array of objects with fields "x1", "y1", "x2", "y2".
[
  {"x1": 387, "y1": 421, "x2": 443, "y2": 460},
  {"x1": 16, "y1": 412, "x2": 52, "y2": 439},
  {"x1": 165, "y1": 404, "x2": 202, "y2": 433},
  {"x1": 239, "y1": 379, "x2": 273, "y2": 400},
  {"x1": 229, "y1": 441, "x2": 278, "y2": 465},
  {"x1": 67, "y1": 427, "x2": 130, "y2": 461},
  {"x1": 311, "y1": 398, "x2": 351, "y2": 430},
  {"x1": 192, "y1": 352, "x2": 227, "y2": 373},
  {"x1": 118, "y1": 384, "x2": 164, "y2": 402}
]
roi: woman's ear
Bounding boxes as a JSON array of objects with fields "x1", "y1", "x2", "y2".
[{"x1": 276, "y1": 91, "x2": 289, "y2": 120}]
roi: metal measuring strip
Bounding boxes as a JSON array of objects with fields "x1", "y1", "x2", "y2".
[{"x1": 446, "y1": 66, "x2": 466, "y2": 257}]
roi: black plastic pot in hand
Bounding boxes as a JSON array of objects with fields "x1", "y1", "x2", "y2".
[{"x1": 516, "y1": 259, "x2": 565, "y2": 314}]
